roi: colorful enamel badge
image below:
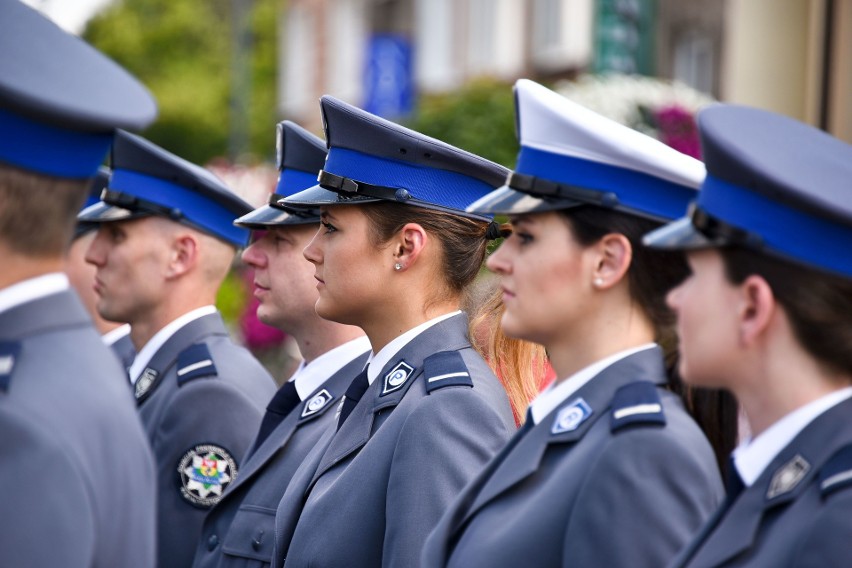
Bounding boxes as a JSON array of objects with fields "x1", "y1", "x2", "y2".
[{"x1": 177, "y1": 444, "x2": 237, "y2": 507}]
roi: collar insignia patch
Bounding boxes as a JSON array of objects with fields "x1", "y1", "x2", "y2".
[
  {"x1": 552, "y1": 398, "x2": 593, "y2": 435},
  {"x1": 301, "y1": 389, "x2": 333, "y2": 418},
  {"x1": 135, "y1": 367, "x2": 159, "y2": 400},
  {"x1": 767, "y1": 454, "x2": 811, "y2": 500},
  {"x1": 382, "y1": 360, "x2": 414, "y2": 396}
]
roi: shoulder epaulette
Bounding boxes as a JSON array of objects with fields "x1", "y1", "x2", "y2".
[
  {"x1": 610, "y1": 381, "x2": 666, "y2": 432},
  {"x1": 176, "y1": 343, "x2": 218, "y2": 386},
  {"x1": 0, "y1": 342, "x2": 21, "y2": 393},
  {"x1": 820, "y1": 444, "x2": 852, "y2": 498},
  {"x1": 424, "y1": 351, "x2": 473, "y2": 394}
]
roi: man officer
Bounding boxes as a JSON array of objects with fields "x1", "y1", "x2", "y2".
[
  {"x1": 192, "y1": 121, "x2": 370, "y2": 567},
  {"x1": 80, "y1": 130, "x2": 277, "y2": 567},
  {"x1": 66, "y1": 167, "x2": 135, "y2": 366},
  {"x1": 0, "y1": 2, "x2": 157, "y2": 566}
]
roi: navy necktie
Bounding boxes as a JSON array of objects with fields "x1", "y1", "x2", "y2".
[
  {"x1": 724, "y1": 455, "x2": 745, "y2": 507},
  {"x1": 337, "y1": 366, "x2": 370, "y2": 431},
  {"x1": 252, "y1": 380, "x2": 300, "y2": 452}
]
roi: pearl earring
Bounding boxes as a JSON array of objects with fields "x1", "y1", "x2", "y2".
[
  {"x1": 593, "y1": 277, "x2": 604, "y2": 287},
  {"x1": 394, "y1": 263, "x2": 403, "y2": 271}
]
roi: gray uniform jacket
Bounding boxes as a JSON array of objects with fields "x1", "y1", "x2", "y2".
[
  {"x1": 422, "y1": 347, "x2": 724, "y2": 568},
  {"x1": 192, "y1": 350, "x2": 370, "y2": 568},
  {"x1": 671, "y1": 395, "x2": 852, "y2": 568},
  {"x1": 135, "y1": 311, "x2": 276, "y2": 568},
  {"x1": 110, "y1": 329, "x2": 136, "y2": 369},
  {"x1": 271, "y1": 313, "x2": 516, "y2": 568},
  {"x1": 0, "y1": 290, "x2": 157, "y2": 567}
]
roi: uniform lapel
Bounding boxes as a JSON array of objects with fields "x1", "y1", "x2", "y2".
[
  {"x1": 229, "y1": 352, "x2": 370, "y2": 498},
  {"x1": 686, "y1": 397, "x2": 852, "y2": 568},
  {"x1": 309, "y1": 314, "x2": 471, "y2": 490},
  {"x1": 135, "y1": 312, "x2": 228, "y2": 405},
  {"x1": 459, "y1": 348, "x2": 666, "y2": 528}
]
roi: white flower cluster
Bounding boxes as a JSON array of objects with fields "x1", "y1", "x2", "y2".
[{"x1": 554, "y1": 74, "x2": 715, "y2": 133}]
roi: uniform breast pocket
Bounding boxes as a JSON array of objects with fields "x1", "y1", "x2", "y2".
[{"x1": 221, "y1": 505, "x2": 276, "y2": 566}]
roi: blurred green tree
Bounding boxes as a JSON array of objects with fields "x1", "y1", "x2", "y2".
[
  {"x1": 84, "y1": 0, "x2": 278, "y2": 164},
  {"x1": 404, "y1": 78, "x2": 519, "y2": 169}
]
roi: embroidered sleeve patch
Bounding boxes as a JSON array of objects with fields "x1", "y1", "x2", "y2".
[
  {"x1": 610, "y1": 382, "x2": 666, "y2": 432},
  {"x1": 177, "y1": 444, "x2": 237, "y2": 508},
  {"x1": 424, "y1": 351, "x2": 473, "y2": 394},
  {"x1": 176, "y1": 343, "x2": 218, "y2": 386}
]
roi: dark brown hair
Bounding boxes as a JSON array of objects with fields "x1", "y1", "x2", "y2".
[
  {"x1": 0, "y1": 165, "x2": 89, "y2": 256},
  {"x1": 361, "y1": 202, "x2": 546, "y2": 420},
  {"x1": 360, "y1": 202, "x2": 492, "y2": 302},
  {"x1": 561, "y1": 206, "x2": 738, "y2": 474},
  {"x1": 722, "y1": 247, "x2": 852, "y2": 378}
]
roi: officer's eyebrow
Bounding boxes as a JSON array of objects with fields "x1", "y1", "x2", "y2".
[{"x1": 320, "y1": 209, "x2": 339, "y2": 223}]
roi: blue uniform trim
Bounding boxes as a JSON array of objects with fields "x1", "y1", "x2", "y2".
[
  {"x1": 324, "y1": 148, "x2": 497, "y2": 212},
  {"x1": 0, "y1": 107, "x2": 113, "y2": 179},
  {"x1": 424, "y1": 351, "x2": 473, "y2": 393},
  {"x1": 820, "y1": 444, "x2": 852, "y2": 498},
  {"x1": 516, "y1": 145, "x2": 696, "y2": 221},
  {"x1": 697, "y1": 175, "x2": 852, "y2": 277},
  {"x1": 610, "y1": 382, "x2": 666, "y2": 432},
  {"x1": 0, "y1": 341, "x2": 21, "y2": 392},
  {"x1": 111, "y1": 168, "x2": 250, "y2": 247},
  {"x1": 176, "y1": 343, "x2": 218, "y2": 386},
  {"x1": 276, "y1": 168, "x2": 321, "y2": 197}
]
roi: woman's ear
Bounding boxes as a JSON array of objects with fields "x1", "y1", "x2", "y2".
[
  {"x1": 393, "y1": 222, "x2": 428, "y2": 272},
  {"x1": 737, "y1": 274, "x2": 777, "y2": 347},
  {"x1": 591, "y1": 233, "x2": 632, "y2": 290}
]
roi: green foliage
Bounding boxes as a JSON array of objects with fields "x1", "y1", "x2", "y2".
[
  {"x1": 84, "y1": 0, "x2": 278, "y2": 164},
  {"x1": 404, "y1": 78, "x2": 519, "y2": 169}
]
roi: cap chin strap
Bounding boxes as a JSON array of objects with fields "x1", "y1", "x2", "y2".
[
  {"x1": 318, "y1": 170, "x2": 414, "y2": 203},
  {"x1": 689, "y1": 203, "x2": 764, "y2": 249},
  {"x1": 506, "y1": 171, "x2": 620, "y2": 208}
]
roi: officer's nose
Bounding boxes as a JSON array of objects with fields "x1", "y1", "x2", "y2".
[
  {"x1": 242, "y1": 237, "x2": 267, "y2": 269},
  {"x1": 302, "y1": 227, "x2": 323, "y2": 266},
  {"x1": 84, "y1": 227, "x2": 107, "y2": 267}
]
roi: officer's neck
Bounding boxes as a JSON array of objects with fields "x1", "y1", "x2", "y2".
[
  {"x1": 129, "y1": 288, "x2": 217, "y2": 351},
  {"x1": 0, "y1": 247, "x2": 63, "y2": 290}
]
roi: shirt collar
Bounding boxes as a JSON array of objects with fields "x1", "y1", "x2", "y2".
[
  {"x1": 288, "y1": 335, "x2": 371, "y2": 400},
  {"x1": 128, "y1": 305, "x2": 218, "y2": 384},
  {"x1": 366, "y1": 310, "x2": 462, "y2": 385},
  {"x1": 733, "y1": 386, "x2": 852, "y2": 487},
  {"x1": 528, "y1": 343, "x2": 657, "y2": 425},
  {"x1": 101, "y1": 323, "x2": 131, "y2": 346},
  {"x1": 0, "y1": 272, "x2": 69, "y2": 315}
]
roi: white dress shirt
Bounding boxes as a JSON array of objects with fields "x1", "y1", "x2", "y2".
[
  {"x1": 127, "y1": 305, "x2": 218, "y2": 385},
  {"x1": 102, "y1": 323, "x2": 131, "y2": 346},
  {"x1": 287, "y1": 336, "x2": 371, "y2": 400},
  {"x1": 528, "y1": 343, "x2": 657, "y2": 425},
  {"x1": 733, "y1": 386, "x2": 852, "y2": 486},
  {"x1": 0, "y1": 272, "x2": 69, "y2": 315}
]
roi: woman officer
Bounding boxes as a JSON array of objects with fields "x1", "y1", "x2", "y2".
[
  {"x1": 422, "y1": 79, "x2": 732, "y2": 568},
  {"x1": 268, "y1": 95, "x2": 519, "y2": 568},
  {"x1": 645, "y1": 105, "x2": 852, "y2": 567}
]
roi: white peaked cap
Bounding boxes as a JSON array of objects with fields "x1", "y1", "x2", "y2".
[{"x1": 467, "y1": 79, "x2": 706, "y2": 221}]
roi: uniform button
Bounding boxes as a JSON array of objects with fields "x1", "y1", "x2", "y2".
[
  {"x1": 252, "y1": 530, "x2": 264, "y2": 551},
  {"x1": 207, "y1": 534, "x2": 219, "y2": 551}
]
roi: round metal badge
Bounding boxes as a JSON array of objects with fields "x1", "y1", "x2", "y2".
[{"x1": 177, "y1": 444, "x2": 237, "y2": 507}]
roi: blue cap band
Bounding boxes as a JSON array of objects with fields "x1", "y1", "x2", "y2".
[
  {"x1": 0, "y1": 106, "x2": 113, "y2": 179},
  {"x1": 698, "y1": 175, "x2": 852, "y2": 277},
  {"x1": 516, "y1": 145, "x2": 696, "y2": 221},
  {"x1": 324, "y1": 147, "x2": 496, "y2": 212},
  {"x1": 111, "y1": 168, "x2": 250, "y2": 247},
  {"x1": 276, "y1": 168, "x2": 321, "y2": 197}
]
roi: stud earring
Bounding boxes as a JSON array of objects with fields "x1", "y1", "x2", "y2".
[
  {"x1": 593, "y1": 277, "x2": 604, "y2": 287},
  {"x1": 394, "y1": 263, "x2": 403, "y2": 271}
]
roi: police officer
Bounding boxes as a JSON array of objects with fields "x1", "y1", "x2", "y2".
[
  {"x1": 0, "y1": 2, "x2": 157, "y2": 566},
  {"x1": 192, "y1": 121, "x2": 370, "y2": 567},
  {"x1": 422, "y1": 79, "x2": 725, "y2": 567},
  {"x1": 66, "y1": 167, "x2": 135, "y2": 366},
  {"x1": 269, "y1": 96, "x2": 516, "y2": 567},
  {"x1": 79, "y1": 130, "x2": 277, "y2": 567},
  {"x1": 644, "y1": 106, "x2": 852, "y2": 567}
]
